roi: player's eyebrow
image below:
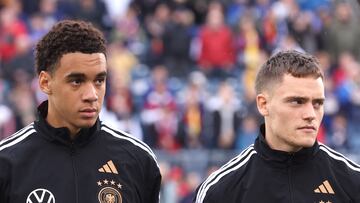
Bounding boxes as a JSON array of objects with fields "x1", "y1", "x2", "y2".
[
  {"x1": 65, "y1": 72, "x2": 86, "y2": 82},
  {"x1": 312, "y1": 98, "x2": 325, "y2": 103},
  {"x1": 284, "y1": 96, "x2": 308, "y2": 102},
  {"x1": 95, "y1": 71, "x2": 107, "y2": 78},
  {"x1": 66, "y1": 72, "x2": 85, "y2": 79},
  {"x1": 283, "y1": 96, "x2": 325, "y2": 103},
  {"x1": 65, "y1": 71, "x2": 107, "y2": 80}
]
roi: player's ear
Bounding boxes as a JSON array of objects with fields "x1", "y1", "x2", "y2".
[
  {"x1": 38, "y1": 71, "x2": 52, "y2": 95},
  {"x1": 256, "y1": 93, "x2": 269, "y2": 116}
]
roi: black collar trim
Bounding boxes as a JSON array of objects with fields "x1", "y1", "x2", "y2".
[
  {"x1": 34, "y1": 100, "x2": 100, "y2": 146},
  {"x1": 254, "y1": 124, "x2": 319, "y2": 167}
]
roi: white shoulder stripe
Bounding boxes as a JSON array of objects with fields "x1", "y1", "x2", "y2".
[
  {"x1": 196, "y1": 145, "x2": 254, "y2": 202},
  {"x1": 319, "y1": 144, "x2": 360, "y2": 172},
  {"x1": 197, "y1": 149, "x2": 256, "y2": 203},
  {"x1": 218, "y1": 144, "x2": 255, "y2": 171},
  {"x1": 101, "y1": 124, "x2": 155, "y2": 157},
  {"x1": 101, "y1": 125, "x2": 159, "y2": 168},
  {"x1": 196, "y1": 146, "x2": 256, "y2": 203},
  {"x1": 0, "y1": 129, "x2": 36, "y2": 151},
  {"x1": 0, "y1": 123, "x2": 34, "y2": 146},
  {"x1": 196, "y1": 145, "x2": 254, "y2": 199}
]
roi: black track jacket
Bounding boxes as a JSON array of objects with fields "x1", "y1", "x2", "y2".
[
  {"x1": 194, "y1": 124, "x2": 360, "y2": 203},
  {"x1": 0, "y1": 101, "x2": 161, "y2": 203}
]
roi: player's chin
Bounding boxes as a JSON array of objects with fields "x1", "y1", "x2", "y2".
[
  {"x1": 299, "y1": 137, "x2": 317, "y2": 148},
  {"x1": 77, "y1": 118, "x2": 98, "y2": 128}
]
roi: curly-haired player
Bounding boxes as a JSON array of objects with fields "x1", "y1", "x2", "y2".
[{"x1": 0, "y1": 20, "x2": 161, "y2": 203}]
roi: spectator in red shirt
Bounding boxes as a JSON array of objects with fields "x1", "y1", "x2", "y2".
[
  {"x1": 0, "y1": 4, "x2": 28, "y2": 62},
  {"x1": 197, "y1": 7, "x2": 235, "y2": 80}
]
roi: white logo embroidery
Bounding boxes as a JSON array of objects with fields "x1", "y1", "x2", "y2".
[{"x1": 26, "y1": 188, "x2": 55, "y2": 203}]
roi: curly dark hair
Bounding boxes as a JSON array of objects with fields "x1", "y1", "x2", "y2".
[
  {"x1": 35, "y1": 20, "x2": 107, "y2": 75},
  {"x1": 255, "y1": 50, "x2": 324, "y2": 94}
]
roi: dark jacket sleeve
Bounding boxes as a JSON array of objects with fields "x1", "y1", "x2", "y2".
[
  {"x1": 145, "y1": 156, "x2": 161, "y2": 203},
  {"x1": 0, "y1": 156, "x2": 10, "y2": 203},
  {"x1": 346, "y1": 165, "x2": 360, "y2": 202},
  {"x1": 330, "y1": 155, "x2": 360, "y2": 202}
]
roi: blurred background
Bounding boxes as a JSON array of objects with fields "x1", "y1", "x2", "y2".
[{"x1": 1, "y1": 0, "x2": 360, "y2": 202}]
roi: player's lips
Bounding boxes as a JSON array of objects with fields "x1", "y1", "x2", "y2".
[
  {"x1": 297, "y1": 125, "x2": 316, "y2": 132},
  {"x1": 79, "y1": 108, "x2": 97, "y2": 118}
]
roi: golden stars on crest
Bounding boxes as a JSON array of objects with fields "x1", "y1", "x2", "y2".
[{"x1": 96, "y1": 179, "x2": 123, "y2": 189}]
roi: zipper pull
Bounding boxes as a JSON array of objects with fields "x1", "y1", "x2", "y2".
[
  {"x1": 287, "y1": 153, "x2": 295, "y2": 166},
  {"x1": 70, "y1": 142, "x2": 76, "y2": 155}
]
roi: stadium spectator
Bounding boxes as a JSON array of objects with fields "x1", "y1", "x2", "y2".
[
  {"x1": 326, "y1": 1, "x2": 360, "y2": 62},
  {"x1": 197, "y1": 6, "x2": 235, "y2": 80},
  {"x1": 0, "y1": 2, "x2": 28, "y2": 63},
  {"x1": 163, "y1": 7, "x2": 194, "y2": 79},
  {"x1": 210, "y1": 81, "x2": 241, "y2": 149},
  {"x1": 141, "y1": 65, "x2": 179, "y2": 150}
]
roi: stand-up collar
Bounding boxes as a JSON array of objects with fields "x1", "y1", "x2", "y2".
[
  {"x1": 254, "y1": 124, "x2": 319, "y2": 167},
  {"x1": 34, "y1": 100, "x2": 100, "y2": 146}
]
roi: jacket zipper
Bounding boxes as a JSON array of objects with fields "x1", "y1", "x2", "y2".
[
  {"x1": 287, "y1": 155, "x2": 294, "y2": 203},
  {"x1": 70, "y1": 143, "x2": 79, "y2": 203}
]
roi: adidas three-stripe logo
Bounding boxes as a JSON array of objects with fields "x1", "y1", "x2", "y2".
[
  {"x1": 98, "y1": 160, "x2": 119, "y2": 174},
  {"x1": 314, "y1": 180, "x2": 335, "y2": 194}
]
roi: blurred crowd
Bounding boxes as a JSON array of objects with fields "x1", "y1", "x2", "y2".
[{"x1": 1, "y1": 0, "x2": 360, "y2": 202}]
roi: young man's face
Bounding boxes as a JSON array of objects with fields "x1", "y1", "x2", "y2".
[
  {"x1": 257, "y1": 74, "x2": 325, "y2": 152},
  {"x1": 40, "y1": 52, "x2": 107, "y2": 135}
]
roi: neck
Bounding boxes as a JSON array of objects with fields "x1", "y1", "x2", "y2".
[
  {"x1": 46, "y1": 115, "x2": 81, "y2": 140},
  {"x1": 46, "y1": 102, "x2": 81, "y2": 140},
  {"x1": 264, "y1": 124, "x2": 302, "y2": 153}
]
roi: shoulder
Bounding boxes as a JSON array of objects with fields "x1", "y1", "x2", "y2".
[
  {"x1": 317, "y1": 143, "x2": 360, "y2": 200},
  {"x1": 317, "y1": 143, "x2": 360, "y2": 174},
  {"x1": 100, "y1": 122, "x2": 159, "y2": 167},
  {"x1": 194, "y1": 145, "x2": 257, "y2": 203},
  {"x1": 0, "y1": 123, "x2": 37, "y2": 155}
]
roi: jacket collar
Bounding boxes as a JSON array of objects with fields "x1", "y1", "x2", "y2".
[
  {"x1": 34, "y1": 100, "x2": 100, "y2": 146},
  {"x1": 254, "y1": 124, "x2": 319, "y2": 167}
]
